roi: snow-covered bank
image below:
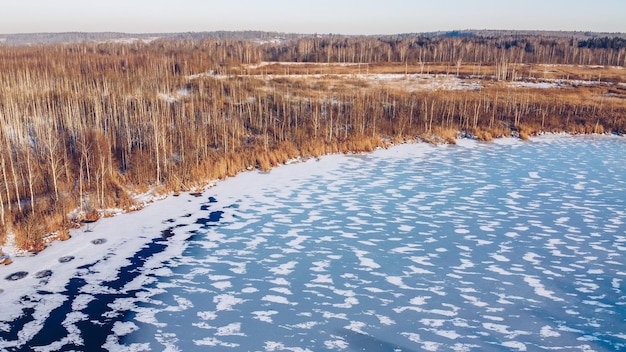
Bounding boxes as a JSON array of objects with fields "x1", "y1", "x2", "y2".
[
  {"x1": 0, "y1": 193, "x2": 198, "y2": 320},
  {"x1": 0, "y1": 140, "x2": 447, "y2": 323},
  {"x1": 0, "y1": 148, "x2": 363, "y2": 319},
  {"x1": 0, "y1": 133, "x2": 617, "y2": 265}
]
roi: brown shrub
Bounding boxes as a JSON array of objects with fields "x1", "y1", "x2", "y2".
[
  {"x1": 106, "y1": 177, "x2": 136, "y2": 209},
  {"x1": 83, "y1": 209, "x2": 101, "y2": 223},
  {"x1": 13, "y1": 215, "x2": 45, "y2": 252},
  {"x1": 57, "y1": 229, "x2": 71, "y2": 241},
  {"x1": 42, "y1": 209, "x2": 68, "y2": 234},
  {"x1": 594, "y1": 123, "x2": 605, "y2": 134},
  {"x1": 256, "y1": 153, "x2": 272, "y2": 172},
  {"x1": 519, "y1": 129, "x2": 530, "y2": 140},
  {"x1": 434, "y1": 127, "x2": 458, "y2": 144},
  {"x1": 517, "y1": 124, "x2": 539, "y2": 140},
  {"x1": 0, "y1": 223, "x2": 6, "y2": 245},
  {"x1": 472, "y1": 127, "x2": 493, "y2": 142}
]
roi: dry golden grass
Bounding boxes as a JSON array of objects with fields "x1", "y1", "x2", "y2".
[
  {"x1": 1, "y1": 38, "x2": 625, "y2": 253},
  {"x1": 256, "y1": 153, "x2": 272, "y2": 172},
  {"x1": 0, "y1": 224, "x2": 6, "y2": 246},
  {"x1": 519, "y1": 129, "x2": 530, "y2": 140},
  {"x1": 468, "y1": 127, "x2": 492, "y2": 142},
  {"x1": 517, "y1": 123, "x2": 543, "y2": 140},
  {"x1": 13, "y1": 215, "x2": 45, "y2": 253},
  {"x1": 245, "y1": 61, "x2": 626, "y2": 84},
  {"x1": 433, "y1": 127, "x2": 458, "y2": 144},
  {"x1": 57, "y1": 229, "x2": 71, "y2": 241},
  {"x1": 83, "y1": 209, "x2": 101, "y2": 223}
]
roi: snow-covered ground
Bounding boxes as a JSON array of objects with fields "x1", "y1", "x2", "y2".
[
  {"x1": 1, "y1": 135, "x2": 625, "y2": 351},
  {"x1": 189, "y1": 71, "x2": 485, "y2": 91},
  {"x1": 187, "y1": 61, "x2": 625, "y2": 93}
]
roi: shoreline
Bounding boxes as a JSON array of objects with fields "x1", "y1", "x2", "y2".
[{"x1": 1, "y1": 132, "x2": 622, "y2": 263}]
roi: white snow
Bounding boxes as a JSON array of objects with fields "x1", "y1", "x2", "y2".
[
  {"x1": 523, "y1": 276, "x2": 564, "y2": 302},
  {"x1": 112, "y1": 321, "x2": 139, "y2": 336},
  {"x1": 252, "y1": 310, "x2": 279, "y2": 323},
  {"x1": 215, "y1": 322, "x2": 245, "y2": 336},
  {"x1": 540, "y1": 325, "x2": 561, "y2": 338},
  {"x1": 269, "y1": 261, "x2": 299, "y2": 275},
  {"x1": 501, "y1": 340, "x2": 527, "y2": 351},
  {"x1": 262, "y1": 295, "x2": 297, "y2": 305},
  {"x1": 213, "y1": 294, "x2": 246, "y2": 311}
]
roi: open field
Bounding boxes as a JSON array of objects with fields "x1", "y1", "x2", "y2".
[
  {"x1": 227, "y1": 61, "x2": 626, "y2": 102},
  {"x1": 242, "y1": 61, "x2": 626, "y2": 83}
]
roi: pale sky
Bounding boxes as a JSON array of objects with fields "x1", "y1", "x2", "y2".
[{"x1": 1, "y1": 0, "x2": 624, "y2": 35}]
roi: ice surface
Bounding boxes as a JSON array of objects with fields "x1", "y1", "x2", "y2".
[{"x1": 1, "y1": 135, "x2": 626, "y2": 351}]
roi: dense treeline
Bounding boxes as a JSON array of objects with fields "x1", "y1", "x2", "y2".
[
  {"x1": 267, "y1": 35, "x2": 626, "y2": 67},
  {"x1": 0, "y1": 35, "x2": 625, "y2": 251},
  {"x1": 578, "y1": 37, "x2": 626, "y2": 50},
  {"x1": 0, "y1": 31, "x2": 304, "y2": 46}
]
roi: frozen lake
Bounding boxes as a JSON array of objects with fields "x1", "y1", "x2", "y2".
[{"x1": 1, "y1": 135, "x2": 626, "y2": 351}]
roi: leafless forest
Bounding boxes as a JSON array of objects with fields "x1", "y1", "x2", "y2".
[{"x1": 1, "y1": 34, "x2": 626, "y2": 251}]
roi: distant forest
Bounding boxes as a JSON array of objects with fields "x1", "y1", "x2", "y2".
[
  {"x1": 1, "y1": 33, "x2": 625, "y2": 251},
  {"x1": 2, "y1": 29, "x2": 626, "y2": 46}
]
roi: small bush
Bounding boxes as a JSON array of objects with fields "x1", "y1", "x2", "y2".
[
  {"x1": 472, "y1": 127, "x2": 493, "y2": 142},
  {"x1": 13, "y1": 215, "x2": 45, "y2": 253},
  {"x1": 0, "y1": 223, "x2": 6, "y2": 245},
  {"x1": 57, "y1": 229, "x2": 71, "y2": 241},
  {"x1": 434, "y1": 127, "x2": 458, "y2": 144},
  {"x1": 519, "y1": 130, "x2": 530, "y2": 140},
  {"x1": 83, "y1": 209, "x2": 101, "y2": 223}
]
